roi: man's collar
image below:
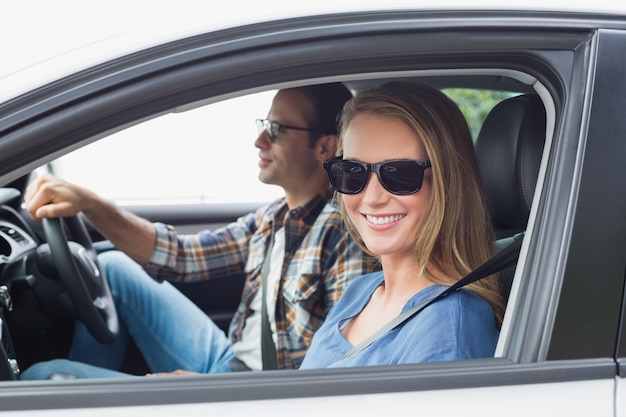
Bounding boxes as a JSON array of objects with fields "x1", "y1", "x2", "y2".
[{"x1": 269, "y1": 187, "x2": 334, "y2": 227}]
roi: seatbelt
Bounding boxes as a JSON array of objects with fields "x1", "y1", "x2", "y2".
[
  {"x1": 261, "y1": 231, "x2": 278, "y2": 370},
  {"x1": 339, "y1": 232, "x2": 524, "y2": 361}
]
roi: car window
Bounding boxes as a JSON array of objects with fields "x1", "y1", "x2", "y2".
[{"x1": 42, "y1": 90, "x2": 284, "y2": 205}]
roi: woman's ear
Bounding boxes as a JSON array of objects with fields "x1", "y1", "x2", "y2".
[{"x1": 316, "y1": 134, "x2": 338, "y2": 161}]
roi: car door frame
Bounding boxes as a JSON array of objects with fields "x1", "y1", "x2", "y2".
[{"x1": 0, "y1": 10, "x2": 624, "y2": 414}]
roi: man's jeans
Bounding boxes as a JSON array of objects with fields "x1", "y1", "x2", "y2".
[{"x1": 20, "y1": 251, "x2": 235, "y2": 380}]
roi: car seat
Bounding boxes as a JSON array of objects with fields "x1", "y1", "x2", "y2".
[{"x1": 474, "y1": 93, "x2": 547, "y2": 299}]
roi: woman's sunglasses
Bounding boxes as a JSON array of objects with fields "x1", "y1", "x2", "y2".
[{"x1": 323, "y1": 158, "x2": 431, "y2": 195}]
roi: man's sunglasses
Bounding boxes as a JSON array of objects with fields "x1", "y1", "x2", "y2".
[
  {"x1": 323, "y1": 158, "x2": 432, "y2": 195},
  {"x1": 256, "y1": 119, "x2": 322, "y2": 143}
]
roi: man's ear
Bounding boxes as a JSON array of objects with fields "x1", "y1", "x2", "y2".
[{"x1": 316, "y1": 134, "x2": 338, "y2": 161}]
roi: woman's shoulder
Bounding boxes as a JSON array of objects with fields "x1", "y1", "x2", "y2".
[
  {"x1": 446, "y1": 287, "x2": 493, "y2": 310},
  {"x1": 410, "y1": 286, "x2": 496, "y2": 327},
  {"x1": 397, "y1": 286, "x2": 499, "y2": 361}
]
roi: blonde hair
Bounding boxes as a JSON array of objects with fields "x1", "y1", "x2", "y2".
[{"x1": 336, "y1": 82, "x2": 505, "y2": 326}]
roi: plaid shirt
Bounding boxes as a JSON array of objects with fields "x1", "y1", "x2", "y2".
[{"x1": 145, "y1": 189, "x2": 375, "y2": 369}]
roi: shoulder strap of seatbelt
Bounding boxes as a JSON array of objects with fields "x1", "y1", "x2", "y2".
[{"x1": 261, "y1": 229, "x2": 278, "y2": 370}]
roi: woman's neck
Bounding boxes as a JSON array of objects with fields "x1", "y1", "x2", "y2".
[{"x1": 378, "y1": 255, "x2": 433, "y2": 304}]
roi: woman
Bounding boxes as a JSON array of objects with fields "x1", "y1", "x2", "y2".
[{"x1": 300, "y1": 82, "x2": 505, "y2": 369}]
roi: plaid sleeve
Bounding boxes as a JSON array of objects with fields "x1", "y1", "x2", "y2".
[{"x1": 145, "y1": 211, "x2": 260, "y2": 282}]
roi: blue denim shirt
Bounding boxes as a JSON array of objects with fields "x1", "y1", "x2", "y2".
[{"x1": 300, "y1": 271, "x2": 499, "y2": 369}]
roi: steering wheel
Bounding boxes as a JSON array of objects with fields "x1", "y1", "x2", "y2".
[{"x1": 42, "y1": 216, "x2": 119, "y2": 344}]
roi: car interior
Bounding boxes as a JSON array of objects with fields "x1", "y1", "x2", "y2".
[{"x1": 0, "y1": 72, "x2": 549, "y2": 380}]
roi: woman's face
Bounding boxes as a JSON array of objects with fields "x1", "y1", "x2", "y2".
[{"x1": 341, "y1": 113, "x2": 432, "y2": 261}]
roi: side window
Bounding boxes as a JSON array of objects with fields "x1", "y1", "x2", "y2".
[{"x1": 45, "y1": 91, "x2": 283, "y2": 205}]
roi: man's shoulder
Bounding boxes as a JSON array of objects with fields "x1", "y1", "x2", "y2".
[
  {"x1": 253, "y1": 197, "x2": 288, "y2": 218},
  {"x1": 312, "y1": 202, "x2": 343, "y2": 229},
  {"x1": 320, "y1": 199, "x2": 341, "y2": 215}
]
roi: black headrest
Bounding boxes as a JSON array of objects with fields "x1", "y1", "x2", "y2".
[{"x1": 475, "y1": 94, "x2": 546, "y2": 231}]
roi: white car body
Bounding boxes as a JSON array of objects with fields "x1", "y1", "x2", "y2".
[{"x1": 2, "y1": 1, "x2": 626, "y2": 415}]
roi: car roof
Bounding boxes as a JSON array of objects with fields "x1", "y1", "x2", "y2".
[{"x1": 1, "y1": 0, "x2": 625, "y2": 104}]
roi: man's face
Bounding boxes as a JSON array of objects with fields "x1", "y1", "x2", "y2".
[{"x1": 254, "y1": 90, "x2": 322, "y2": 192}]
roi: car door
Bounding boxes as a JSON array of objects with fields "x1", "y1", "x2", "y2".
[{"x1": 0, "y1": 8, "x2": 625, "y2": 416}]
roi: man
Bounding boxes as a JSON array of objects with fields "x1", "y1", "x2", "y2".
[{"x1": 20, "y1": 83, "x2": 373, "y2": 379}]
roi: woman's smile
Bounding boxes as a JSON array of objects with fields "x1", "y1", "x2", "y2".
[{"x1": 363, "y1": 213, "x2": 407, "y2": 226}]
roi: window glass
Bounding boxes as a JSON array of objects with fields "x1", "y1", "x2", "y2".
[{"x1": 47, "y1": 91, "x2": 283, "y2": 205}]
